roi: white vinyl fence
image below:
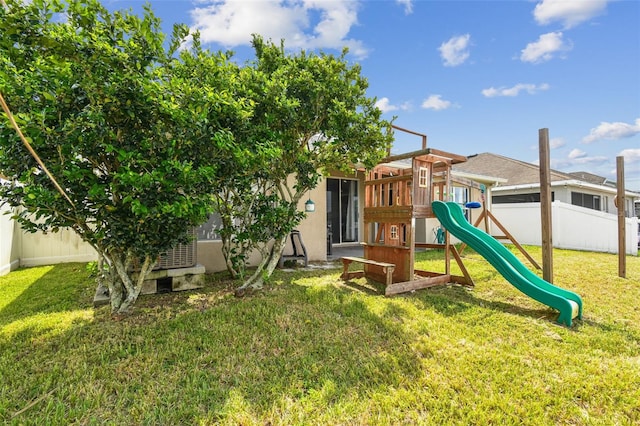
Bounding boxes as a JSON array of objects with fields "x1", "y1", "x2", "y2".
[
  {"x1": 18, "y1": 227, "x2": 98, "y2": 267},
  {"x1": 492, "y1": 201, "x2": 638, "y2": 256},
  {"x1": 0, "y1": 204, "x2": 18, "y2": 276},
  {"x1": 1, "y1": 203, "x2": 98, "y2": 276}
]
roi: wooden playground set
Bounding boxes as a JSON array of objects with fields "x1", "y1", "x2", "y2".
[
  {"x1": 339, "y1": 125, "x2": 583, "y2": 326},
  {"x1": 340, "y1": 125, "x2": 538, "y2": 296}
]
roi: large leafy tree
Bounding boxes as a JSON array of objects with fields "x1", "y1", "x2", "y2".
[
  {"x1": 216, "y1": 36, "x2": 394, "y2": 294},
  {"x1": 0, "y1": 0, "x2": 242, "y2": 313}
]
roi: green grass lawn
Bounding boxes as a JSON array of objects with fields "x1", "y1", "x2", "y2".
[{"x1": 1, "y1": 247, "x2": 639, "y2": 425}]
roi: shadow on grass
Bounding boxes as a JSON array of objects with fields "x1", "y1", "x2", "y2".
[
  {"x1": 5, "y1": 263, "x2": 638, "y2": 424},
  {"x1": 340, "y1": 278, "x2": 385, "y2": 295},
  {"x1": 1, "y1": 268, "x2": 425, "y2": 424},
  {"x1": 337, "y1": 270, "x2": 548, "y2": 323},
  {"x1": 404, "y1": 283, "x2": 557, "y2": 324},
  {"x1": 0, "y1": 263, "x2": 93, "y2": 327}
]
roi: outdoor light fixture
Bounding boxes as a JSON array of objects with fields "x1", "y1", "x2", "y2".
[{"x1": 305, "y1": 198, "x2": 315, "y2": 212}]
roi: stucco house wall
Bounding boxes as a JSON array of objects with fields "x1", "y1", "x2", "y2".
[
  {"x1": 3, "y1": 173, "x2": 335, "y2": 274},
  {"x1": 196, "y1": 177, "x2": 329, "y2": 272}
]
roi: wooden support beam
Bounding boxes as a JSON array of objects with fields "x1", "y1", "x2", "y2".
[
  {"x1": 341, "y1": 256, "x2": 395, "y2": 286},
  {"x1": 381, "y1": 148, "x2": 467, "y2": 165},
  {"x1": 449, "y1": 245, "x2": 474, "y2": 286},
  {"x1": 485, "y1": 210, "x2": 542, "y2": 270},
  {"x1": 539, "y1": 128, "x2": 554, "y2": 283},
  {"x1": 385, "y1": 275, "x2": 451, "y2": 296},
  {"x1": 616, "y1": 156, "x2": 626, "y2": 278}
]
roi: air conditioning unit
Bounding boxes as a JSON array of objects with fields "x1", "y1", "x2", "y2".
[{"x1": 155, "y1": 228, "x2": 197, "y2": 270}]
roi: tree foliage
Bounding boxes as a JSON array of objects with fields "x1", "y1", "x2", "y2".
[
  {"x1": 0, "y1": 0, "x2": 243, "y2": 313},
  {"x1": 0, "y1": 0, "x2": 393, "y2": 309},
  {"x1": 215, "y1": 36, "x2": 394, "y2": 293}
]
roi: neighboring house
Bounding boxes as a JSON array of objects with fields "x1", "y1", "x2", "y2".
[{"x1": 453, "y1": 153, "x2": 639, "y2": 255}]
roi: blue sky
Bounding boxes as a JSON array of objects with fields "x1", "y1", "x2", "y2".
[{"x1": 107, "y1": 0, "x2": 640, "y2": 190}]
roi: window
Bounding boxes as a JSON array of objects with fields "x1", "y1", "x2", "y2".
[
  {"x1": 571, "y1": 192, "x2": 600, "y2": 211},
  {"x1": 418, "y1": 167, "x2": 429, "y2": 188},
  {"x1": 492, "y1": 192, "x2": 555, "y2": 204},
  {"x1": 327, "y1": 178, "x2": 359, "y2": 243},
  {"x1": 451, "y1": 187, "x2": 470, "y2": 220},
  {"x1": 452, "y1": 187, "x2": 469, "y2": 205},
  {"x1": 197, "y1": 213, "x2": 223, "y2": 241},
  {"x1": 390, "y1": 225, "x2": 399, "y2": 240}
]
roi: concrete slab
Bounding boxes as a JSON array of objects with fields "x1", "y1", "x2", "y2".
[
  {"x1": 92, "y1": 264, "x2": 207, "y2": 305},
  {"x1": 93, "y1": 283, "x2": 110, "y2": 307}
]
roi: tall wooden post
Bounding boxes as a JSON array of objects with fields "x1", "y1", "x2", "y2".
[
  {"x1": 539, "y1": 128, "x2": 553, "y2": 283},
  {"x1": 444, "y1": 165, "x2": 451, "y2": 275},
  {"x1": 617, "y1": 156, "x2": 626, "y2": 278},
  {"x1": 481, "y1": 184, "x2": 489, "y2": 233}
]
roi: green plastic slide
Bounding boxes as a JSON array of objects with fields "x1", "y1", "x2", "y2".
[{"x1": 432, "y1": 201, "x2": 583, "y2": 326}]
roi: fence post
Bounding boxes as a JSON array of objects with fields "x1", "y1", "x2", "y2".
[
  {"x1": 539, "y1": 128, "x2": 553, "y2": 283},
  {"x1": 617, "y1": 156, "x2": 626, "y2": 278}
]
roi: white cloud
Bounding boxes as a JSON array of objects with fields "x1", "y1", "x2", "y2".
[
  {"x1": 569, "y1": 155, "x2": 608, "y2": 166},
  {"x1": 618, "y1": 148, "x2": 640, "y2": 163},
  {"x1": 189, "y1": 0, "x2": 368, "y2": 58},
  {"x1": 568, "y1": 148, "x2": 587, "y2": 159},
  {"x1": 533, "y1": 0, "x2": 609, "y2": 29},
  {"x1": 583, "y1": 118, "x2": 640, "y2": 143},
  {"x1": 396, "y1": 0, "x2": 413, "y2": 15},
  {"x1": 520, "y1": 32, "x2": 571, "y2": 63},
  {"x1": 421, "y1": 95, "x2": 452, "y2": 111},
  {"x1": 550, "y1": 137, "x2": 566, "y2": 149},
  {"x1": 438, "y1": 34, "x2": 471, "y2": 67},
  {"x1": 481, "y1": 83, "x2": 550, "y2": 98},
  {"x1": 375, "y1": 97, "x2": 397, "y2": 113},
  {"x1": 553, "y1": 150, "x2": 608, "y2": 169},
  {"x1": 398, "y1": 101, "x2": 412, "y2": 111},
  {"x1": 375, "y1": 97, "x2": 411, "y2": 113}
]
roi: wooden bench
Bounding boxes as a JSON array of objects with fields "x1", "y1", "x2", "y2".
[{"x1": 340, "y1": 256, "x2": 395, "y2": 286}]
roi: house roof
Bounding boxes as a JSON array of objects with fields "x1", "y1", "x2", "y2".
[
  {"x1": 384, "y1": 156, "x2": 505, "y2": 185},
  {"x1": 453, "y1": 152, "x2": 639, "y2": 199},
  {"x1": 567, "y1": 171, "x2": 616, "y2": 188},
  {"x1": 452, "y1": 152, "x2": 573, "y2": 185}
]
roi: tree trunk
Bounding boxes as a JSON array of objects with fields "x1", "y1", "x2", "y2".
[
  {"x1": 221, "y1": 235, "x2": 240, "y2": 279},
  {"x1": 105, "y1": 251, "x2": 156, "y2": 315},
  {"x1": 117, "y1": 255, "x2": 154, "y2": 314},
  {"x1": 234, "y1": 233, "x2": 288, "y2": 296},
  {"x1": 234, "y1": 187, "x2": 305, "y2": 296}
]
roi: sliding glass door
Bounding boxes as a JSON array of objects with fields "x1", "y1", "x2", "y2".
[{"x1": 326, "y1": 178, "x2": 359, "y2": 244}]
